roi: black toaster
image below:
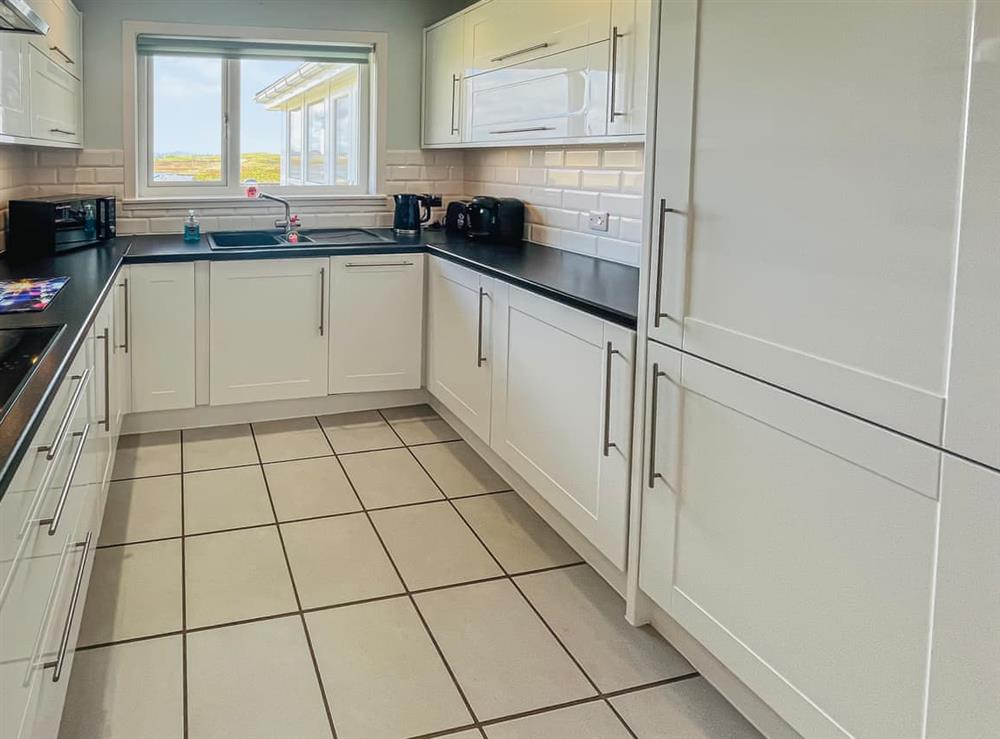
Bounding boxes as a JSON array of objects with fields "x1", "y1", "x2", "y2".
[{"x1": 444, "y1": 200, "x2": 471, "y2": 233}]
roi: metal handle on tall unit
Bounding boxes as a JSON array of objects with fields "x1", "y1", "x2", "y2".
[
  {"x1": 489, "y1": 126, "x2": 555, "y2": 135},
  {"x1": 647, "y1": 365, "x2": 668, "y2": 488},
  {"x1": 97, "y1": 329, "x2": 110, "y2": 431},
  {"x1": 319, "y1": 267, "x2": 326, "y2": 336},
  {"x1": 119, "y1": 279, "x2": 130, "y2": 352},
  {"x1": 49, "y1": 128, "x2": 77, "y2": 136},
  {"x1": 603, "y1": 341, "x2": 622, "y2": 456},
  {"x1": 43, "y1": 531, "x2": 91, "y2": 683},
  {"x1": 450, "y1": 74, "x2": 460, "y2": 135},
  {"x1": 476, "y1": 286, "x2": 487, "y2": 367},
  {"x1": 40, "y1": 424, "x2": 90, "y2": 536},
  {"x1": 609, "y1": 26, "x2": 624, "y2": 122},
  {"x1": 490, "y1": 41, "x2": 549, "y2": 63},
  {"x1": 49, "y1": 45, "x2": 74, "y2": 64},
  {"x1": 42, "y1": 368, "x2": 91, "y2": 461},
  {"x1": 653, "y1": 199, "x2": 683, "y2": 327}
]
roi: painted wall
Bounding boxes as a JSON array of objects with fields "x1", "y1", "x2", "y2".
[{"x1": 73, "y1": 0, "x2": 470, "y2": 150}]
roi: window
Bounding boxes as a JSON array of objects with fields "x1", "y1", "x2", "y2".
[{"x1": 135, "y1": 33, "x2": 374, "y2": 198}]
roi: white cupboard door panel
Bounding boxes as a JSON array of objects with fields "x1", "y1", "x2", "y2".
[
  {"x1": 328, "y1": 255, "x2": 424, "y2": 394},
  {"x1": 210, "y1": 259, "x2": 329, "y2": 406},
  {"x1": 0, "y1": 35, "x2": 31, "y2": 138},
  {"x1": 27, "y1": 44, "x2": 80, "y2": 145},
  {"x1": 491, "y1": 285, "x2": 634, "y2": 567},
  {"x1": 943, "y1": 0, "x2": 1000, "y2": 470},
  {"x1": 607, "y1": 0, "x2": 651, "y2": 136},
  {"x1": 129, "y1": 263, "x2": 196, "y2": 413},
  {"x1": 427, "y1": 257, "x2": 493, "y2": 442},
  {"x1": 926, "y1": 457, "x2": 1000, "y2": 739},
  {"x1": 463, "y1": 0, "x2": 611, "y2": 76},
  {"x1": 30, "y1": 0, "x2": 82, "y2": 78},
  {"x1": 670, "y1": 354, "x2": 938, "y2": 739},
  {"x1": 657, "y1": 0, "x2": 971, "y2": 444},
  {"x1": 423, "y1": 17, "x2": 464, "y2": 145},
  {"x1": 465, "y1": 42, "x2": 610, "y2": 143}
]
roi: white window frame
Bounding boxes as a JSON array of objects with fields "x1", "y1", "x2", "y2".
[{"x1": 123, "y1": 21, "x2": 387, "y2": 203}]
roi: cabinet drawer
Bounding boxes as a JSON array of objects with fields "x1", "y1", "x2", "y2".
[
  {"x1": 27, "y1": 44, "x2": 80, "y2": 144},
  {"x1": 464, "y1": 0, "x2": 611, "y2": 76}
]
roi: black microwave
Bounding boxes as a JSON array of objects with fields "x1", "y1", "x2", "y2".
[{"x1": 6, "y1": 194, "x2": 117, "y2": 260}]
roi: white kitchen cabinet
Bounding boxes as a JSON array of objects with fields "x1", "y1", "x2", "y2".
[
  {"x1": 210, "y1": 258, "x2": 329, "y2": 406},
  {"x1": 926, "y1": 456, "x2": 1000, "y2": 739},
  {"x1": 422, "y1": 16, "x2": 464, "y2": 145},
  {"x1": 426, "y1": 256, "x2": 493, "y2": 442},
  {"x1": 328, "y1": 254, "x2": 424, "y2": 394},
  {"x1": 490, "y1": 284, "x2": 634, "y2": 568},
  {"x1": 606, "y1": 0, "x2": 652, "y2": 136},
  {"x1": 638, "y1": 349, "x2": 940, "y2": 738},
  {"x1": 0, "y1": 34, "x2": 31, "y2": 139},
  {"x1": 129, "y1": 263, "x2": 196, "y2": 413},
  {"x1": 647, "y1": 0, "x2": 973, "y2": 445},
  {"x1": 27, "y1": 44, "x2": 80, "y2": 146},
  {"x1": 462, "y1": 0, "x2": 611, "y2": 77},
  {"x1": 464, "y1": 41, "x2": 610, "y2": 143},
  {"x1": 30, "y1": 0, "x2": 82, "y2": 79}
]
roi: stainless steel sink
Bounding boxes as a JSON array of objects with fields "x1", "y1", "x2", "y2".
[{"x1": 207, "y1": 228, "x2": 394, "y2": 250}]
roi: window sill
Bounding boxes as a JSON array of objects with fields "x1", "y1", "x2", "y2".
[{"x1": 123, "y1": 193, "x2": 389, "y2": 209}]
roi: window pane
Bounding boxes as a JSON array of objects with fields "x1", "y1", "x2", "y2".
[
  {"x1": 288, "y1": 107, "x2": 302, "y2": 181},
  {"x1": 240, "y1": 59, "x2": 301, "y2": 185},
  {"x1": 152, "y1": 56, "x2": 222, "y2": 183},
  {"x1": 334, "y1": 95, "x2": 353, "y2": 184},
  {"x1": 307, "y1": 100, "x2": 327, "y2": 184}
]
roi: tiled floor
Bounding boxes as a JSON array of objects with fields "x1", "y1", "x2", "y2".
[{"x1": 60, "y1": 405, "x2": 763, "y2": 739}]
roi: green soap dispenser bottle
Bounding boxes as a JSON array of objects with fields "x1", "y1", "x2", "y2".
[{"x1": 184, "y1": 210, "x2": 201, "y2": 243}]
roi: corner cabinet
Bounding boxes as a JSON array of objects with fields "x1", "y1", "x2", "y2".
[{"x1": 490, "y1": 284, "x2": 635, "y2": 568}]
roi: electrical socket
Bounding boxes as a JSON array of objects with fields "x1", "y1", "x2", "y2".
[{"x1": 588, "y1": 211, "x2": 609, "y2": 232}]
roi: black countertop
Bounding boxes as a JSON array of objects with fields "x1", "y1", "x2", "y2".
[{"x1": 0, "y1": 230, "x2": 638, "y2": 496}]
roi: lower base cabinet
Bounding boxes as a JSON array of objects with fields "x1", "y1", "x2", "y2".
[
  {"x1": 640, "y1": 342, "x2": 940, "y2": 739},
  {"x1": 490, "y1": 284, "x2": 635, "y2": 568}
]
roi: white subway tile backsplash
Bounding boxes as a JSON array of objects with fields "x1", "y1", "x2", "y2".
[
  {"x1": 561, "y1": 190, "x2": 601, "y2": 212},
  {"x1": 564, "y1": 150, "x2": 601, "y2": 167},
  {"x1": 621, "y1": 171, "x2": 643, "y2": 193},
  {"x1": 494, "y1": 166, "x2": 518, "y2": 184},
  {"x1": 546, "y1": 169, "x2": 580, "y2": 188},
  {"x1": 580, "y1": 169, "x2": 621, "y2": 191},
  {"x1": 516, "y1": 168, "x2": 545, "y2": 186},
  {"x1": 599, "y1": 192, "x2": 643, "y2": 219},
  {"x1": 619, "y1": 217, "x2": 643, "y2": 242},
  {"x1": 540, "y1": 149, "x2": 564, "y2": 167},
  {"x1": 596, "y1": 236, "x2": 640, "y2": 265},
  {"x1": 96, "y1": 167, "x2": 125, "y2": 184},
  {"x1": 602, "y1": 148, "x2": 643, "y2": 169}
]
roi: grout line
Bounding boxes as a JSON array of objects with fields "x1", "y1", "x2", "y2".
[
  {"x1": 179, "y1": 430, "x2": 189, "y2": 739},
  {"x1": 249, "y1": 422, "x2": 340, "y2": 739}
]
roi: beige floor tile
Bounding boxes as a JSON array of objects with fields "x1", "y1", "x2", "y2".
[
  {"x1": 185, "y1": 526, "x2": 297, "y2": 628},
  {"x1": 382, "y1": 404, "x2": 461, "y2": 445},
  {"x1": 112, "y1": 431, "x2": 181, "y2": 480},
  {"x1": 516, "y1": 565, "x2": 692, "y2": 692},
  {"x1": 485, "y1": 701, "x2": 632, "y2": 739},
  {"x1": 281, "y1": 514, "x2": 403, "y2": 608},
  {"x1": 319, "y1": 410, "x2": 403, "y2": 454},
  {"x1": 263, "y1": 456, "x2": 361, "y2": 521},
  {"x1": 340, "y1": 448, "x2": 443, "y2": 508},
  {"x1": 371, "y1": 502, "x2": 501, "y2": 590},
  {"x1": 187, "y1": 616, "x2": 332, "y2": 739},
  {"x1": 610, "y1": 677, "x2": 764, "y2": 739},
  {"x1": 59, "y1": 635, "x2": 184, "y2": 739},
  {"x1": 414, "y1": 579, "x2": 596, "y2": 720},
  {"x1": 412, "y1": 441, "x2": 508, "y2": 498},
  {"x1": 441, "y1": 732, "x2": 480, "y2": 739},
  {"x1": 307, "y1": 597, "x2": 472, "y2": 739},
  {"x1": 455, "y1": 492, "x2": 582, "y2": 573},
  {"x1": 183, "y1": 465, "x2": 274, "y2": 535},
  {"x1": 252, "y1": 417, "x2": 332, "y2": 463},
  {"x1": 182, "y1": 423, "x2": 259, "y2": 472},
  {"x1": 78, "y1": 540, "x2": 183, "y2": 646},
  {"x1": 98, "y1": 475, "x2": 182, "y2": 546}
]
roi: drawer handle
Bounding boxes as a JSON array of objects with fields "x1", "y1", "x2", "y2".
[
  {"x1": 647, "y1": 364, "x2": 668, "y2": 487},
  {"x1": 344, "y1": 261, "x2": 414, "y2": 268},
  {"x1": 49, "y1": 45, "x2": 74, "y2": 64},
  {"x1": 489, "y1": 126, "x2": 555, "y2": 135},
  {"x1": 43, "y1": 531, "x2": 91, "y2": 683},
  {"x1": 42, "y1": 368, "x2": 91, "y2": 461},
  {"x1": 40, "y1": 424, "x2": 90, "y2": 537},
  {"x1": 49, "y1": 128, "x2": 78, "y2": 136},
  {"x1": 97, "y1": 328, "x2": 110, "y2": 431},
  {"x1": 603, "y1": 341, "x2": 622, "y2": 456},
  {"x1": 477, "y1": 286, "x2": 488, "y2": 367},
  {"x1": 491, "y1": 41, "x2": 550, "y2": 63}
]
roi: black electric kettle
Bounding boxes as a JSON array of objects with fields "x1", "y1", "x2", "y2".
[{"x1": 393, "y1": 193, "x2": 432, "y2": 234}]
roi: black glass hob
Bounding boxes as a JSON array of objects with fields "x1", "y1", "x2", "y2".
[{"x1": 0, "y1": 325, "x2": 63, "y2": 422}]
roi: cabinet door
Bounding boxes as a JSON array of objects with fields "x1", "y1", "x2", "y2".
[
  {"x1": 491, "y1": 284, "x2": 635, "y2": 567},
  {"x1": 465, "y1": 42, "x2": 610, "y2": 143},
  {"x1": 129, "y1": 263, "x2": 196, "y2": 413},
  {"x1": 650, "y1": 353, "x2": 939, "y2": 739},
  {"x1": 30, "y1": 0, "x2": 82, "y2": 79},
  {"x1": 607, "y1": 0, "x2": 651, "y2": 136},
  {"x1": 463, "y1": 0, "x2": 611, "y2": 76},
  {"x1": 423, "y1": 17, "x2": 464, "y2": 145},
  {"x1": 328, "y1": 254, "x2": 424, "y2": 394},
  {"x1": 926, "y1": 457, "x2": 1000, "y2": 739},
  {"x1": 649, "y1": 0, "x2": 972, "y2": 445},
  {"x1": 27, "y1": 44, "x2": 80, "y2": 145},
  {"x1": 0, "y1": 35, "x2": 30, "y2": 138},
  {"x1": 210, "y1": 259, "x2": 329, "y2": 406},
  {"x1": 426, "y1": 256, "x2": 493, "y2": 442}
]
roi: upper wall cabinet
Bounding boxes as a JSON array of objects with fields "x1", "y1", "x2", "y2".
[
  {"x1": 32, "y1": 0, "x2": 82, "y2": 78},
  {"x1": 422, "y1": 0, "x2": 650, "y2": 148}
]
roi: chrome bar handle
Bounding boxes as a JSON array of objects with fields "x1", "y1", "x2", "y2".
[
  {"x1": 44, "y1": 531, "x2": 91, "y2": 683},
  {"x1": 609, "y1": 26, "x2": 624, "y2": 122},
  {"x1": 344, "y1": 262, "x2": 414, "y2": 268},
  {"x1": 42, "y1": 368, "x2": 91, "y2": 461},
  {"x1": 49, "y1": 128, "x2": 77, "y2": 136},
  {"x1": 647, "y1": 364, "x2": 668, "y2": 488},
  {"x1": 118, "y1": 279, "x2": 130, "y2": 352},
  {"x1": 489, "y1": 126, "x2": 555, "y2": 135},
  {"x1": 652, "y1": 199, "x2": 682, "y2": 327},
  {"x1": 49, "y1": 45, "x2": 74, "y2": 64},
  {"x1": 603, "y1": 341, "x2": 622, "y2": 456},
  {"x1": 490, "y1": 41, "x2": 549, "y2": 63},
  {"x1": 476, "y1": 286, "x2": 487, "y2": 368},
  {"x1": 41, "y1": 424, "x2": 90, "y2": 536},
  {"x1": 97, "y1": 329, "x2": 110, "y2": 431},
  {"x1": 319, "y1": 267, "x2": 326, "y2": 336},
  {"x1": 450, "y1": 74, "x2": 460, "y2": 135}
]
